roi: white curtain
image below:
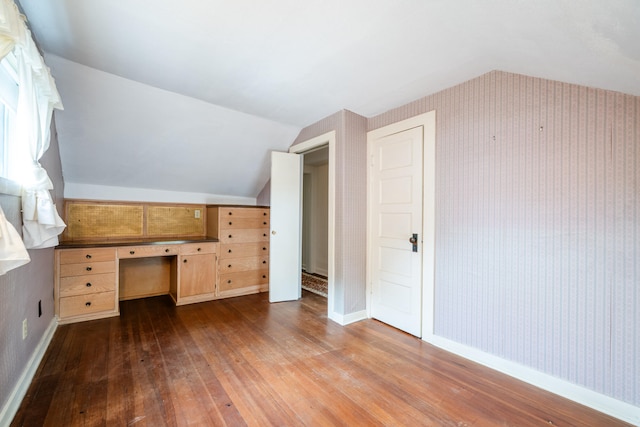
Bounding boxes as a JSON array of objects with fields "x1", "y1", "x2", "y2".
[
  {"x1": 0, "y1": 0, "x2": 65, "y2": 250},
  {"x1": 0, "y1": 204, "x2": 29, "y2": 274}
]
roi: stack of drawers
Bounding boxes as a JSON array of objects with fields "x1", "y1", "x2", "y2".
[
  {"x1": 213, "y1": 206, "x2": 270, "y2": 298},
  {"x1": 55, "y1": 247, "x2": 118, "y2": 324}
]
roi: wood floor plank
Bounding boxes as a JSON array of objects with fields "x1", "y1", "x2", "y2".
[{"x1": 11, "y1": 291, "x2": 632, "y2": 427}]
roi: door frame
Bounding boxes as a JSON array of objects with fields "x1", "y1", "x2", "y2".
[
  {"x1": 366, "y1": 111, "x2": 436, "y2": 338},
  {"x1": 289, "y1": 131, "x2": 336, "y2": 321}
]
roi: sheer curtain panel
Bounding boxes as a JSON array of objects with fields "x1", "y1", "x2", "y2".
[{"x1": 0, "y1": 0, "x2": 65, "y2": 250}]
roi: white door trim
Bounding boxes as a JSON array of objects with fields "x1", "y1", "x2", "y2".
[
  {"x1": 366, "y1": 111, "x2": 436, "y2": 337},
  {"x1": 289, "y1": 131, "x2": 337, "y2": 322}
]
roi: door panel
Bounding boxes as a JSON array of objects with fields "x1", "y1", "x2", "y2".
[
  {"x1": 370, "y1": 126, "x2": 423, "y2": 337},
  {"x1": 269, "y1": 151, "x2": 302, "y2": 302}
]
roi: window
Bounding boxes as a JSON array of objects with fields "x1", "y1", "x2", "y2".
[{"x1": 0, "y1": 53, "x2": 18, "y2": 180}]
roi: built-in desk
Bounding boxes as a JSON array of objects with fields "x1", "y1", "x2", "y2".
[{"x1": 54, "y1": 238, "x2": 219, "y2": 324}]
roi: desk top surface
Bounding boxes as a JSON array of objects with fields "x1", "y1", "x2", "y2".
[{"x1": 56, "y1": 236, "x2": 219, "y2": 249}]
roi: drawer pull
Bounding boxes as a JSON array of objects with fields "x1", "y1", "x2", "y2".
[
  {"x1": 228, "y1": 212, "x2": 232, "y2": 215},
  {"x1": 86, "y1": 282, "x2": 92, "y2": 287},
  {"x1": 263, "y1": 212, "x2": 267, "y2": 216},
  {"x1": 229, "y1": 221, "x2": 232, "y2": 225},
  {"x1": 86, "y1": 254, "x2": 92, "y2": 259},
  {"x1": 86, "y1": 267, "x2": 92, "y2": 271},
  {"x1": 228, "y1": 235, "x2": 232, "y2": 238},
  {"x1": 183, "y1": 259, "x2": 187, "y2": 263},
  {"x1": 129, "y1": 250, "x2": 135, "y2": 255},
  {"x1": 85, "y1": 302, "x2": 91, "y2": 307},
  {"x1": 263, "y1": 233, "x2": 267, "y2": 237},
  {"x1": 165, "y1": 248, "x2": 170, "y2": 253},
  {"x1": 263, "y1": 221, "x2": 267, "y2": 225},
  {"x1": 263, "y1": 260, "x2": 266, "y2": 264},
  {"x1": 228, "y1": 264, "x2": 232, "y2": 268},
  {"x1": 197, "y1": 247, "x2": 201, "y2": 252},
  {"x1": 262, "y1": 247, "x2": 267, "y2": 251},
  {"x1": 227, "y1": 280, "x2": 232, "y2": 284},
  {"x1": 228, "y1": 249, "x2": 232, "y2": 253}
]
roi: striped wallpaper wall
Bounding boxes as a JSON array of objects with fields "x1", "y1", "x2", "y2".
[
  {"x1": 290, "y1": 110, "x2": 369, "y2": 315},
  {"x1": 370, "y1": 71, "x2": 639, "y2": 406}
]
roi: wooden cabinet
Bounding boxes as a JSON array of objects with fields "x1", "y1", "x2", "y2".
[
  {"x1": 55, "y1": 247, "x2": 118, "y2": 324},
  {"x1": 55, "y1": 241, "x2": 220, "y2": 324},
  {"x1": 171, "y1": 242, "x2": 218, "y2": 305},
  {"x1": 208, "y1": 206, "x2": 269, "y2": 298}
]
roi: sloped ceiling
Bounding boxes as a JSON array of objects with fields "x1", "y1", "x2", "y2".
[{"x1": 17, "y1": 0, "x2": 640, "y2": 201}]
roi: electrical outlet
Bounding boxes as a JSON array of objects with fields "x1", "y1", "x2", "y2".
[
  {"x1": 22, "y1": 318, "x2": 27, "y2": 340},
  {"x1": 194, "y1": 209, "x2": 201, "y2": 219}
]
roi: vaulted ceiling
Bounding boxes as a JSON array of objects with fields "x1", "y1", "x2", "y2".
[{"x1": 18, "y1": 0, "x2": 640, "y2": 201}]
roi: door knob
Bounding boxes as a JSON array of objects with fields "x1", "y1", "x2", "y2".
[
  {"x1": 409, "y1": 233, "x2": 418, "y2": 252},
  {"x1": 272, "y1": 230, "x2": 276, "y2": 235}
]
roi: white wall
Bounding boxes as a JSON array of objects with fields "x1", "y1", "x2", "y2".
[{"x1": 302, "y1": 163, "x2": 328, "y2": 276}]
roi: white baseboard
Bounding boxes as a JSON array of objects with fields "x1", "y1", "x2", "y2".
[
  {"x1": 0, "y1": 318, "x2": 57, "y2": 427},
  {"x1": 425, "y1": 334, "x2": 640, "y2": 426},
  {"x1": 314, "y1": 267, "x2": 328, "y2": 277},
  {"x1": 328, "y1": 309, "x2": 367, "y2": 326}
]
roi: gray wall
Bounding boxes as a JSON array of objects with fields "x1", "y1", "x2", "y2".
[
  {"x1": 0, "y1": 118, "x2": 63, "y2": 413},
  {"x1": 369, "y1": 70, "x2": 639, "y2": 407}
]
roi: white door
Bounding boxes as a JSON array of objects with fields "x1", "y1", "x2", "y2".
[
  {"x1": 269, "y1": 151, "x2": 302, "y2": 302},
  {"x1": 369, "y1": 126, "x2": 423, "y2": 337}
]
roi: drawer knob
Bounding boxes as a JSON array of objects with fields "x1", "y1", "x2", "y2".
[
  {"x1": 228, "y1": 249, "x2": 232, "y2": 253},
  {"x1": 165, "y1": 248, "x2": 170, "y2": 253},
  {"x1": 262, "y1": 247, "x2": 266, "y2": 251},
  {"x1": 263, "y1": 233, "x2": 267, "y2": 237},
  {"x1": 86, "y1": 267, "x2": 92, "y2": 271},
  {"x1": 262, "y1": 275, "x2": 266, "y2": 279},
  {"x1": 86, "y1": 254, "x2": 92, "y2": 259},
  {"x1": 86, "y1": 282, "x2": 92, "y2": 287},
  {"x1": 130, "y1": 250, "x2": 135, "y2": 255},
  {"x1": 197, "y1": 247, "x2": 201, "y2": 252},
  {"x1": 263, "y1": 221, "x2": 267, "y2": 225},
  {"x1": 228, "y1": 235, "x2": 232, "y2": 238},
  {"x1": 183, "y1": 259, "x2": 187, "y2": 263},
  {"x1": 227, "y1": 280, "x2": 232, "y2": 284},
  {"x1": 228, "y1": 212, "x2": 232, "y2": 215},
  {"x1": 263, "y1": 212, "x2": 267, "y2": 216},
  {"x1": 85, "y1": 302, "x2": 91, "y2": 307},
  {"x1": 228, "y1": 264, "x2": 232, "y2": 268},
  {"x1": 229, "y1": 221, "x2": 232, "y2": 225},
  {"x1": 263, "y1": 260, "x2": 266, "y2": 264}
]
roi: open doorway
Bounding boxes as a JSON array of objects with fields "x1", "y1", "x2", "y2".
[
  {"x1": 271, "y1": 130, "x2": 337, "y2": 320},
  {"x1": 301, "y1": 147, "x2": 328, "y2": 297}
]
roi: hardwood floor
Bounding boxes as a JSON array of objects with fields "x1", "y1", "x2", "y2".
[{"x1": 12, "y1": 291, "x2": 629, "y2": 427}]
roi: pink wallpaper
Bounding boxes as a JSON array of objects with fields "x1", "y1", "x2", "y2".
[
  {"x1": 370, "y1": 70, "x2": 639, "y2": 406},
  {"x1": 290, "y1": 110, "x2": 369, "y2": 315},
  {"x1": 0, "y1": 117, "x2": 63, "y2": 412}
]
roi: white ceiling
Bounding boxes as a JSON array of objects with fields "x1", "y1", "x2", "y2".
[{"x1": 17, "y1": 0, "x2": 640, "y2": 200}]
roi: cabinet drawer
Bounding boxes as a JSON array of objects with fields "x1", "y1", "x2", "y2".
[
  {"x1": 219, "y1": 207, "x2": 269, "y2": 220},
  {"x1": 117, "y1": 245, "x2": 178, "y2": 258},
  {"x1": 220, "y1": 242, "x2": 269, "y2": 259},
  {"x1": 219, "y1": 217, "x2": 269, "y2": 230},
  {"x1": 59, "y1": 248, "x2": 115, "y2": 264},
  {"x1": 220, "y1": 256, "x2": 268, "y2": 274},
  {"x1": 60, "y1": 273, "x2": 116, "y2": 297},
  {"x1": 59, "y1": 291, "x2": 116, "y2": 318},
  {"x1": 180, "y1": 242, "x2": 218, "y2": 255},
  {"x1": 219, "y1": 270, "x2": 269, "y2": 292},
  {"x1": 219, "y1": 228, "x2": 269, "y2": 244},
  {"x1": 59, "y1": 260, "x2": 116, "y2": 277}
]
